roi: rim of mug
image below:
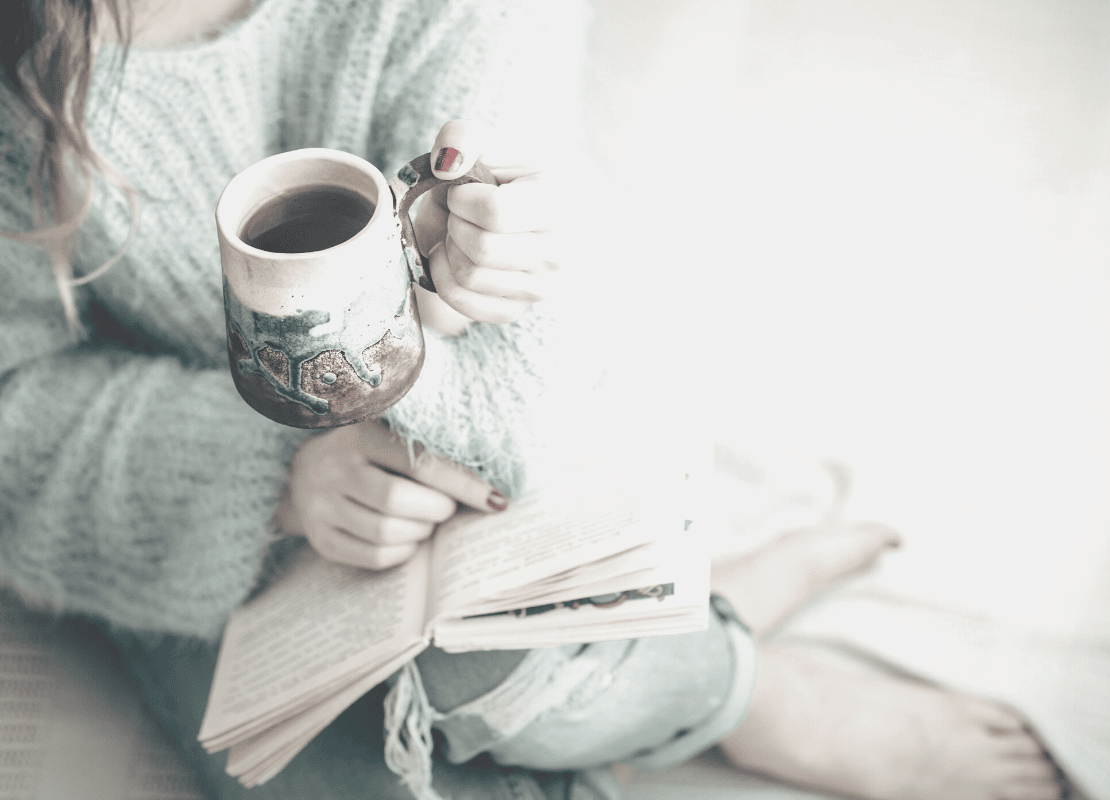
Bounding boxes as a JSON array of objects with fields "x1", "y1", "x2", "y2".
[{"x1": 215, "y1": 148, "x2": 391, "y2": 259}]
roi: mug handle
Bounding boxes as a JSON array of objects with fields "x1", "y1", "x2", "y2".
[{"x1": 390, "y1": 153, "x2": 499, "y2": 293}]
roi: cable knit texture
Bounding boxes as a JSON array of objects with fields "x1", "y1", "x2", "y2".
[{"x1": 0, "y1": 0, "x2": 584, "y2": 639}]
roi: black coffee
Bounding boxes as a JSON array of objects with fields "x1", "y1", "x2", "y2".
[{"x1": 240, "y1": 185, "x2": 375, "y2": 254}]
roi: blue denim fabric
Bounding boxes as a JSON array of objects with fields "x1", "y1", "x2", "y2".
[
  {"x1": 429, "y1": 594, "x2": 758, "y2": 772},
  {"x1": 102, "y1": 596, "x2": 756, "y2": 799}
]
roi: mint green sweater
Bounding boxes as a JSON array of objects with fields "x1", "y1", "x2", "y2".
[{"x1": 0, "y1": 0, "x2": 579, "y2": 639}]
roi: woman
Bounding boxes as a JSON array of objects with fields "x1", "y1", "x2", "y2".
[{"x1": 0, "y1": 0, "x2": 1062, "y2": 798}]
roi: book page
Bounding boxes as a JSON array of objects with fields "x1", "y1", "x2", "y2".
[
  {"x1": 225, "y1": 638, "x2": 426, "y2": 787},
  {"x1": 432, "y1": 528, "x2": 711, "y2": 652},
  {"x1": 430, "y1": 478, "x2": 678, "y2": 618},
  {"x1": 462, "y1": 539, "x2": 669, "y2": 615},
  {"x1": 199, "y1": 543, "x2": 429, "y2": 752},
  {"x1": 0, "y1": 593, "x2": 205, "y2": 800},
  {"x1": 481, "y1": 567, "x2": 661, "y2": 613}
]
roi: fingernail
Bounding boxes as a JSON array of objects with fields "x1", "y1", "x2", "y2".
[
  {"x1": 487, "y1": 489, "x2": 508, "y2": 512},
  {"x1": 435, "y1": 147, "x2": 462, "y2": 173}
]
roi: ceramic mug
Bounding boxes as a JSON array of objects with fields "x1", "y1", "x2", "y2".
[{"x1": 216, "y1": 148, "x2": 495, "y2": 428}]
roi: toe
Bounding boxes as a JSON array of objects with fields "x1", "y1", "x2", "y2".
[
  {"x1": 999, "y1": 776, "x2": 1064, "y2": 800},
  {"x1": 960, "y1": 697, "x2": 1026, "y2": 733},
  {"x1": 851, "y1": 520, "x2": 902, "y2": 550},
  {"x1": 811, "y1": 521, "x2": 902, "y2": 581},
  {"x1": 1010, "y1": 757, "x2": 1060, "y2": 783},
  {"x1": 994, "y1": 751, "x2": 1064, "y2": 800},
  {"x1": 993, "y1": 731, "x2": 1047, "y2": 759}
]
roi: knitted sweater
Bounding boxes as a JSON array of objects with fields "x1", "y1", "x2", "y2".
[{"x1": 0, "y1": 0, "x2": 582, "y2": 639}]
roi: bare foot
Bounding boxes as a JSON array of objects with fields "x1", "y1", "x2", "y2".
[
  {"x1": 719, "y1": 644, "x2": 1063, "y2": 800},
  {"x1": 712, "y1": 521, "x2": 901, "y2": 636}
]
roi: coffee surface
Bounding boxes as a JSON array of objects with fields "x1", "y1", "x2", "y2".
[{"x1": 240, "y1": 185, "x2": 375, "y2": 253}]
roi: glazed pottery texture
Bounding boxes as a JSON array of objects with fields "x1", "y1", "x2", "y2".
[{"x1": 216, "y1": 149, "x2": 493, "y2": 428}]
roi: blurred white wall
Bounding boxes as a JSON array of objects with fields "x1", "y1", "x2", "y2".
[{"x1": 581, "y1": 1, "x2": 1110, "y2": 640}]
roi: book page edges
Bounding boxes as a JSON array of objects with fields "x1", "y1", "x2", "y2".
[{"x1": 198, "y1": 544, "x2": 432, "y2": 749}]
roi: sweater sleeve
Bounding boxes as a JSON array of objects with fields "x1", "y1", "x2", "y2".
[
  {"x1": 0, "y1": 179, "x2": 309, "y2": 640},
  {"x1": 378, "y1": 308, "x2": 555, "y2": 499},
  {"x1": 360, "y1": 0, "x2": 589, "y2": 496}
]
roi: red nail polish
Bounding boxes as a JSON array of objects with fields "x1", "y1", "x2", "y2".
[
  {"x1": 435, "y1": 147, "x2": 461, "y2": 173},
  {"x1": 487, "y1": 490, "x2": 508, "y2": 511}
]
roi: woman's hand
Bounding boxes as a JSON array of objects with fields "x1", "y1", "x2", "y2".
[
  {"x1": 413, "y1": 120, "x2": 565, "y2": 333},
  {"x1": 275, "y1": 419, "x2": 508, "y2": 570}
]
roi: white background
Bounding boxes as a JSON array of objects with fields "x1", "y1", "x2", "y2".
[{"x1": 580, "y1": 0, "x2": 1110, "y2": 642}]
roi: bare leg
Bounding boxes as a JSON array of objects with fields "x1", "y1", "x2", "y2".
[
  {"x1": 718, "y1": 644, "x2": 1062, "y2": 800},
  {"x1": 711, "y1": 525, "x2": 1064, "y2": 800},
  {"x1": 712, "y1": 521, "x2": 900, "y2": 637}
]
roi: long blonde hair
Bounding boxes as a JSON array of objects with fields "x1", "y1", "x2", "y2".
[{"x1": 1, "y1": 0, "x2": 137, "y2": 331}]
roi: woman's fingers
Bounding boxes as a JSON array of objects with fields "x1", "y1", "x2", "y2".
[
  {"x1": 300, "y1": 472, "x2": 436, "y2": 570},
  {"x1": 446, "y1": 176, "x2": 559, "y2": 234},
  {"x1": 429, "y1": 119, "x2": 560, "y2": 237},
  {"x1": 413, "y1": 184, "x2": 450, "y2": 256},
  {"x1": 429, "y1": 119, "x2": 492, "y2": 178},
  {"x1": 350, "y1": 462, "x2": 456, "y2": 523},
  {"x1": 287, "y1": 420, "x2": 511, "y2": 571},
  {"x1": 446, "y1": 213, "x2": 557, "y2": 274},
  {"x1": 422, "y1": 120, "x2": 566, "y2": 325},
  {"x1": 429, "y1": 242, "x2": 532, "y2": 324},
  {"x1": 430, "y1": 118, "x2": 542, "y2": 175},
  {"x1": 356, "y1": 420, "x2": 508, "y2": 513},
  {"x1": 336, "y1": 496, "x2": 437, "y2": 544},
  {"x1": 443, "y1": 237, "x2": 547, "y2": 302},
  {"x1": 308, "y1": 526, "x2": 418, "y2": 571}
]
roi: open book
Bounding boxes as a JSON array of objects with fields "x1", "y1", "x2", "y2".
[{"x1": 197, "y1": 472, "x2": 709, "y2": 787}]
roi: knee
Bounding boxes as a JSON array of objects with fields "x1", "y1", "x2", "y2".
[{"x1": 415, "y1": 646, "x2": 529, "y2": 712}]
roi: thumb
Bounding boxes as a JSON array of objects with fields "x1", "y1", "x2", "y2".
[{"x1": 430, "y1": 119, "x2": 491, "y2": 178}]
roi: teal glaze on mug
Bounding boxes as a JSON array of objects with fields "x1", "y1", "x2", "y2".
[{"x1": 216, "y1": 148, "x2": 494, "y2": 428}]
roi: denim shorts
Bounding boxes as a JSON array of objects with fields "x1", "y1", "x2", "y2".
[{"x1": 429, "y1": 594, "x2": 758, "y2": 772}]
